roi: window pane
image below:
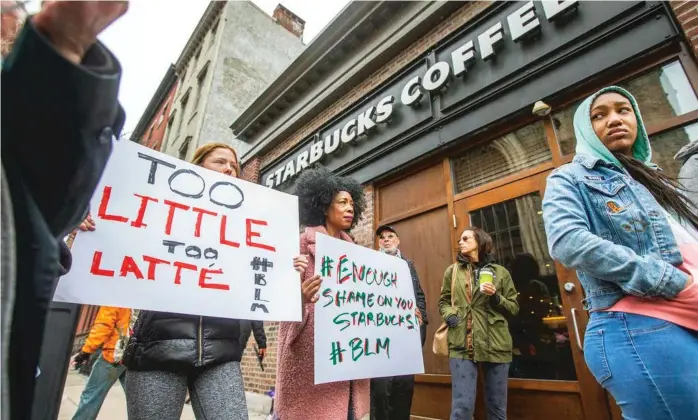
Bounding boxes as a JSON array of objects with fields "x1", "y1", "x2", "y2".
[
  {"x1": 452, "y1": 121, "x2": 551, "y2": 192},
  {"x1": 470, "y1": 211, "x2": 483, "y2": 230},
  {"x1": 470, "y1": 192, "x2": 576, "y2": 380},
  {"x1": 553, "y1": 61, "x2": 698, "y2": 156},
  {"x1": 552, "y1": 100, "x2": 581, "y2": 156},
  {"x1": 483, "y1": 206, "x2": 495, "y2": 232},
  {"x1": 623, "y1": 61, "x2": 698, "y2": 125},
  {"x1": 649, "y1": 122, "x2": 698, "y2": 180}
]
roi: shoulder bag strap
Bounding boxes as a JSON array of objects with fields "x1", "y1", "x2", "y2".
[
  {"x1": 450, "y1": 263, "x2": 458, "y2": 308},
  {"x1": 464, "y1": 265, "x2": 473, "y2": 305}
]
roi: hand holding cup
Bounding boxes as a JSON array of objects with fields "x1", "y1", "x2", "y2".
[{"x1": 479, "y1": 268, "x2": 496, "y2": 296}]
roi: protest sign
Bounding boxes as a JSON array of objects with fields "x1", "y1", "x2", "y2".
[
  {"x1": 53, "y1": 140, "x2": 301, "y2": 321},
  {"x1": 313, "y1": 234, "x2": 425, "y2": 384}
]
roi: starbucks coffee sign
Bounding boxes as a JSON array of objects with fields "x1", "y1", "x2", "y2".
[{"x1": 264, "y1": 0, "x2": 580, "y2": 189}]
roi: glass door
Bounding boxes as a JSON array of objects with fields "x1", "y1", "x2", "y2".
[
  {"x1": 453, "y1": 171, "x2": 611, "y2": 420},
  {"x1": 469, "y1": 191, "x2": 576, "y2": 381}
]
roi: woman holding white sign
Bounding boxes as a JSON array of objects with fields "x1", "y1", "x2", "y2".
[
  {"x1": 275, "y1": 167, "x2": 370, "y2": 420},
  {"x1": 438, "y1": 227, "x2": 519, "y2": 420},
  {"x1": 85, "y1": 142, "x2": 308, "y2": 420}
]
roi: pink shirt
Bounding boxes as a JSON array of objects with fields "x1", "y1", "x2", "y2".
[{"x1": 603, "y1": 211, "x2": 698, "y2": 331}]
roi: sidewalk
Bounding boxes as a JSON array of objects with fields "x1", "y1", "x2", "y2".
[{"x1": 59, "y1": 369, "x2": 267, "y2": 420}]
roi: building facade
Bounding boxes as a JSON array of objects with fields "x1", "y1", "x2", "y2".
[
  {"x1": 130, "y1": 65, "x2": 178, "y2": 151},
  {"x1": 159, "y1": 1, "x2": 306, "y2": 162},
  {"x1": 232, "y1": 1, "x2": 698, "y2": 419}
]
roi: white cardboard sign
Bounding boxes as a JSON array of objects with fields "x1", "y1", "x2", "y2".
[
  {"x1": 53, "y1": 140, "x2": 301, "y2": 321},
  {"x1": 313, "y1": 234, "x2": 425, "y2": 384}
]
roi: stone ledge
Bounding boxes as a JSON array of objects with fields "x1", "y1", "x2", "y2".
[{"x1": 246, "y1": 391, "x2": 272, "y2": 415}]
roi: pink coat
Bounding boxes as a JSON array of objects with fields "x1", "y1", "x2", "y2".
[{"x1": 275, "y1": 226, "x2": 370, "y2": 420}]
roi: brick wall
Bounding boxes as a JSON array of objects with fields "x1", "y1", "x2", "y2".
[
  {"x1": 138, "y1": 82, "x2": 178, "y2": 151},
  {"x1": 352, "y1": 184, "x2": 375, "y2": 248},
  {"x1": 241, "y1": 156, "x2": 262, "y2": 183},
  {"x1": 672, "y1": 1, "x2": 698, "y2": 57},
  {"x1": 261, "y1": 1, "x2": 491, "y2": 167},
  {"x1": 241, "y1": 322, "x2": 278, "y2": 394},
  {"x1": 272, "y1": 4, "x2": 305, "y2": 39}
]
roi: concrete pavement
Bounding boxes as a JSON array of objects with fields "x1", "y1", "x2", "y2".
[{"x1": 59, "y1": 369, "x2": 268, "y2": 420}]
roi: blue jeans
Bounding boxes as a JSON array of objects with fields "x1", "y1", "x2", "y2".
[
  {"x1": 584, "y1": 312, "x2": 698, "y2": 419},
  {"x1": 73, "y1": 352, "x2": 126, "y2": 420}
]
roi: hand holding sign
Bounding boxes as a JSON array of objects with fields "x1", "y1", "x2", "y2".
[
  {"x1": 293, "y1": 255, "x2": 308, "y2": 273},
  {"x1": 313, "y1": 234, "x2": 424, "y2": 384},
  {"x1": 54, "y1": 140, "x2": 302, "y2": 322},
  {"x1": 415, "y1": 307, "x2": 423, "y2": 326},
  {"x1": 302, "y1": 274, "x2": 322, "y2": 304},
  {"x1": 79, "y1": 213, "x2": 96, "y2": 232}
]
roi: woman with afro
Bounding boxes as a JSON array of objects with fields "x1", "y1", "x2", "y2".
[{"x1": 274, "y1": 167, "x2": 369, "y2": 420}]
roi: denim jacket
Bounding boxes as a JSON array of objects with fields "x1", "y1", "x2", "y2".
[{"x1": 543, "y1": 154, "x2": 689, "y2": 311}]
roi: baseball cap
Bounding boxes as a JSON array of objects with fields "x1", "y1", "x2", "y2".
[{"x1": 375, "y1": 225, "x2": 398, "y2": 237}]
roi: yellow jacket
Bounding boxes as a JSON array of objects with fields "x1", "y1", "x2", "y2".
[{"x1": 81, "y1": 306, "x2": 131, "y2": 363}]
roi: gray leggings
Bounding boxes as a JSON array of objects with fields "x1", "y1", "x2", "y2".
[
  {"x1": 449, "y1": 359, "x2": 509, "y2": 420},
  {"x1": 125, "y1": 361, "x2": 248, "y2": 420}
]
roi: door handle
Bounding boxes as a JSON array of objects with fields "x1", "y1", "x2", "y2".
[{"x1": 571, "y1": 307, "x2": 583, "y2": 352}]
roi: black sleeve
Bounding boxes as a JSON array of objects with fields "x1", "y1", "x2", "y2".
[
  {"x1": 1, "y1": 18, "x2": 125, "y2": 239},
  {"x1": 251, "y1": 321, "x2": 267, "y2": 349},
  {"x1": 407, "y1": 258, "x2": 428, "y2": 325}
]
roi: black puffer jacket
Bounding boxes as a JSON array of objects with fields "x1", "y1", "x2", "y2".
[{"x1": 125, "y1": 311, "x2": 241, "y2": 373}]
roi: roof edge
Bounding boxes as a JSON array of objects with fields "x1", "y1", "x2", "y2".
[
  {"x1": 130, "y1": 64, "x2": 177, "y2": 141},
  {"x1": 229, "y1": 1, "x2": 381, "y2": 135},
  {"x1": 174, "y1": 1, "x2": 226, "y2": 71}
]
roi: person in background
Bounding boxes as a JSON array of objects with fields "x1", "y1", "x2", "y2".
[
  {"x1": 543, "y1": 86, "x2": 698, "y2": 419},
  {"x1": 71, "y1": 306, "x2": 131, "y2": 420},
  {"x1": 371, "y1": 225, "x2": 427, "y2": 420},
  {"x1": 239, "y1": 320, "x2": 267, "y2": 359},
  {"x1": 275, "y1": 167, "x2": 370, "y2": 420},
  {"x1": 439, "y1": 227, "x2": 519, "y2": 420},
  {"x1": 1, "y1": 3, "x2": 127, "y2": 419},
  {"x1": 119, "y1": 142, "x2": 307, "y2": 420},
  {"x1": 675, "y1": 140, "x2": 698, "y2": 205}
]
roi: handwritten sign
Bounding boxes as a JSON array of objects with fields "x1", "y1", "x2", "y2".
[
  {"x1": 53, "y1": 140, "x2": 301, "y2": 321},
  {"x1": 313, "y1": 234, "x2": 424, "y2": 384}
]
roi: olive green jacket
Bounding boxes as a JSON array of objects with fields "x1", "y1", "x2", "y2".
[{"x1": 438, "y1": 262, "x2": 519, "y2": 362}]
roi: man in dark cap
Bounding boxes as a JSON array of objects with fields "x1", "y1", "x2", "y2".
[{"x1": 371, "y1": 225, "x2": 427, "y2": 420}]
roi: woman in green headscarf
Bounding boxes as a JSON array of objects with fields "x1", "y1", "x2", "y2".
[{"x1": 542, "y1": 86, "x2": 698, "y2": 419}]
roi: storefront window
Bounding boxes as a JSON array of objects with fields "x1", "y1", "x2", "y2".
[
  {"x1": 470, "y1": 192, "x2": 576, "y2": 381},
  {"x1": 553, "y1": 60, "x2": 698, "y2": 156},
  {"x1": 649, "y1": 122, "x2": 698, "y2": 179},
  {"x1": 551, "y1": 100, "x2": 581, "y2": 156},
  {"x1": 452, "y1": 121, "x2": 551, "y2": 193}
]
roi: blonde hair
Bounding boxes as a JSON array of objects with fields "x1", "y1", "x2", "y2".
[{"x1": 190, "y1": 142, "x2": 240, "y2": 175}]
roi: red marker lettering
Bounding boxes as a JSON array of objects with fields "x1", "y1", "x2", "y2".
[
  {"x1": 173, "y1": 261, "x2": 197, "y2": 285},
  {"x1": 164, "y1": 200, "x2": 190, "y2": 235},
  {"x1": 90, "y1": 251, "x2": 115, "y2": 277},
  {"x1": 192, "y1": 207, "x2": 218, "y2": 237},
  {"x1": 119, "y1": 256, "x2": 145, "y2": 279},
  {"x1": 130, "y1": 194, "x2": 159, "y2": 228},
  {"x1": 97, "y1": 186, "x2": 128, "y2": 223},
  {"x1": 142, "y1": 255, "x2": 171, "y2": 280},
  {"x1": 246, "y1": 219, "x2": 276, "y2": 252},
  {"x1": 199, "y1": 268, "x2": 228, "y2": 290},
  {"x1": 219, "y1": 215, "x2": 240, "y2": 248}
]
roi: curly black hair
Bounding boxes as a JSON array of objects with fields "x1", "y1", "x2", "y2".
[{"x1": 294, "y1": 166, "x2": 366, "y2": 229}]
